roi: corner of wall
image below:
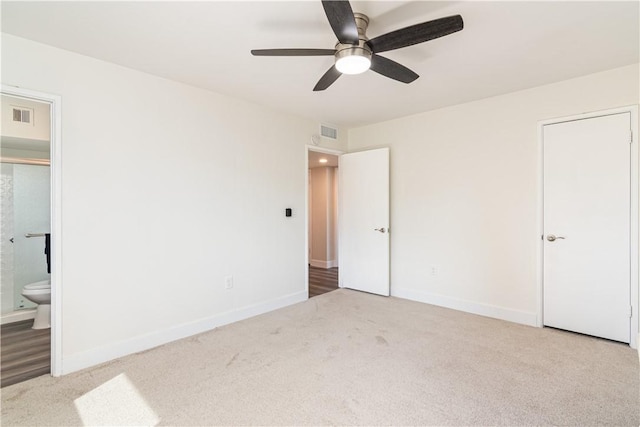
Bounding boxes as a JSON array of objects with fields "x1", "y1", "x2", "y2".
[
  {"x1": 61, "y1": 290, "x2": 307, "y2": 375},
  {"x1": 392, "y1": 287, "x2": 538, "y2": 327}
]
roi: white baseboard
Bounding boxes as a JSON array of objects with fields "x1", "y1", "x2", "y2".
[
  {"x1": 392, "y1": 287, "x2": 537, "y2": 327},
  {"x1": 310, "y1": 259, "x2": 337, "y2": 268},
  {"x1": 62, "y1": 290, "x2": 307, "y2": 375}
]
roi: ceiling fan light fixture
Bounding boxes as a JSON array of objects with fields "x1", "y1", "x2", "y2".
[
  {"x1": 336, "y1": 55, "x2": 371, "y2": 74},
  {"x1": 251, "y1": 2, "x2": 464, "y2": 91},
  {"x1": 335, "y1": 45, "x2": 372, "y2": 75}
]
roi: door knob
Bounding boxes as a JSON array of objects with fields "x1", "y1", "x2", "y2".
[
  {"x1": 547, "y1": 234, "x2": 566, "y2": 242},
  {"x1": 374, "y1": 227, "x2": 386, "y2": 233}
]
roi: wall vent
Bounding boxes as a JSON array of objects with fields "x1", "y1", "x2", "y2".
[
  {"x1": 320, "y1": 124, "x2": 338, "y2": 140},
  {"x1": 12, "y1": 107, "x2": 32, "y2": 124}
]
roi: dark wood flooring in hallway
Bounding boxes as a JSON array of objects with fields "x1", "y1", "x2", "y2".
[{"x1": 309, "y1": 266, "x2": 339, "y2": 298}]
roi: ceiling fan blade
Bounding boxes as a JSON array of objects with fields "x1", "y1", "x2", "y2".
[
  {"x1": 370, "y1": 55, "x2": 419, "y2": 84},
  {"x1": 367, "y1": 15, "x2": 463, "y2": 53},
  {"x1": 321, "y1": 0, "x2": 359, "y2": 45},
  {"x1": 251, "y1": 49, "x2": 336, "y2": 56},
  {"x1": 313, "y1": 65, "x2": 342, "y2": 91}
]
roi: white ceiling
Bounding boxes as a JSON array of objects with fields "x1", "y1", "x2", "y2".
[{"x1": 2, "y1": 1, "x2": 638, "y2": 128}]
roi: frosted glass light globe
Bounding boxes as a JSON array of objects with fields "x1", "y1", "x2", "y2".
[{"x1": 336, "y1": 55, "x2": 371, "y2": 75}]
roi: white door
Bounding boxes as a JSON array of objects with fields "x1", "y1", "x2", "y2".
[
  {"x1": 339, "y1": 148, "x2": 389, "y2": 296},
  {"x1": 543, "y1": 112, "x2": 631, "y2": 342}
]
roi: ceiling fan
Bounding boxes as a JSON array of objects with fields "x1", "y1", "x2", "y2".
[{"x1": 251, "y1": 0, "x2": 464, "y2": 91}]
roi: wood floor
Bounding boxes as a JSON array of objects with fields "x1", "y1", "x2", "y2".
[
  {"x1": 309, "y1": 266, "x2": 338, "y2": 297},
  {"x1": 1, "y1": 320, "x2": 50, "y2": 388}
]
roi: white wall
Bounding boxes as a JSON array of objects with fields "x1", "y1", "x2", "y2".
[
  {"x1": 4, "y1": 30, "x2": 636, "y2": 372},
  {"x1": 2, "y1": 34, "x2": 347, "y2": 373},
  {"x1": 309, "y1": 166, "x2": 337, "y2": 268},
  {"x1": 349, "y1": 63, "x2": 639, "y2": 326}
]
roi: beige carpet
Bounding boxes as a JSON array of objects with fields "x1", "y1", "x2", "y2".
[{"x1": 2, "y1": 289, "x2": 639, "y2": 426}]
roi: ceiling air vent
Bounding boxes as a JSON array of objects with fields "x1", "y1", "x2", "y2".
[
  {"x1": 320, "y1": 124, "x2": 337, "y2": 140},
  {"x1": 12, "y1": 107, "x2": 32, "y2": 124}
]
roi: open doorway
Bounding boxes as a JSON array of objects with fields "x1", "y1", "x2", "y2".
[
  {"x1": 1, "y1": 94, "x2": 52, "y2": 386},
  {"x1": 1, "y1": 85, "x2": 61, "y2": 380},
  {"x1": 308, "y1": 149, "x2": 340, "y2": 297}
]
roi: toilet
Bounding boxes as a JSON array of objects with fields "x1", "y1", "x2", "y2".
[{"x1": 21, "y1": 280, "x2": 51, "y2": 329}]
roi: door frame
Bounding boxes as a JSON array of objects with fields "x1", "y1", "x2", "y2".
[
  {"x1": 2, "y1": 84, "x2": 63, "y2": 374},
  {"x1": 537, "y1": 105, "x2": 639, "y2": 349},
  {"x1": 305, "y1": 145, "x2": 344, "y2": 297}
]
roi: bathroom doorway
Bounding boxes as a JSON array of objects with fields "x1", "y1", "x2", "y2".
[
  {"x1": 0, "y1": 90, "x2": 57, "y2": 386},
  {"x1": 307, "y1": 149, "x2": 340, "y2": 297}
]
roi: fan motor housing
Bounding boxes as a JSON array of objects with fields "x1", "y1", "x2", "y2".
[
  {"x1": 333, "y1": 12, "x2": 372, "y2": 74},
  {"x1": 353, "y1": 12, "x2": 370, "y2": 36},
  {"x1": 334, "y1": 40, "x2": 372, "y2": 63}
]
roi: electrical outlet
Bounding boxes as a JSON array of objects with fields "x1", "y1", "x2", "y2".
[
  {"x1": 430, "y1": 266, "x2": 438, "y2": 276},
  {"x1": 224, "y1": 275, "x2": 233, "y2": 289}
]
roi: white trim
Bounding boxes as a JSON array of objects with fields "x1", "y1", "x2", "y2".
[
  {"x1": 632, "y1": 107, "x2": 639, "y2": 349},
  {"x1": 309, "y1": 259, "x2": 338, "y2": 269},
  {"x1": 62, "y1": 290, "x2": 307, "y2": 374},
  {"x1": 536, "y1": 122, "x2": 544, "y2": 328},
  {"x1": 307, "y1": 145, "x2": 344, "y2": 156},
  {"x1": 305, "y1": 144, "x2": 344, "y2": 297},
  {"x1": 537, "y1": 105, "x2": 639, "y2": 349},
  {"x1": 1, "y1": 85, "x2": 63, "y2": 374},
  {"x1": 392, "y1": 287, "x2": 537, "y2": 327},
  {"x1": 305, "y1": 147, "x2": 309, "y2": 298}
]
